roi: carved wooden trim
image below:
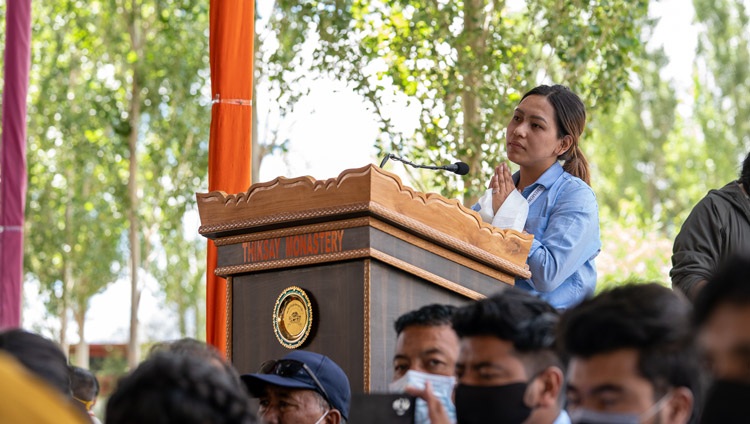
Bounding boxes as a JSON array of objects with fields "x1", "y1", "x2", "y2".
[
  {"x1": 213, "y1": 217, "x2": 371, "y2": 246},
  {"x1": 363, "y1": 259, "x2": 371, "y2": 392},
  {"x1": 199, "y1": 202, "x2": 371, "y2": 236},
  {"x1": 369, "y1": 249, "x2": 486, "y2": 301},
  {"x1": 214, "y1": 249, "x2": 372, "y2": 276},
  {"x1": 197, "y1": 165, "x2": 534, "y2": 278},
  {"x1": 226, "y1": 276, "x2": 233, "y2": 363}
]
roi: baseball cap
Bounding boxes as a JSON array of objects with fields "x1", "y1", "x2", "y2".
[{"x1": 241, "y1": 350, "x2": 351, "y2": 420}]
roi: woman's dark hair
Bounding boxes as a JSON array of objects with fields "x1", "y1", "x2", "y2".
[
  {"x1": 106, "y1": 352, "x2": 256, "y2": 424},
  {"x1": 522, "y1": 84, "x2": 590, "y2": 185}
]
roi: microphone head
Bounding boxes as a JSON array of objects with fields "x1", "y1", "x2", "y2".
[{"x1": 453, "y1": 162, "x2": 470, "y2": 175}]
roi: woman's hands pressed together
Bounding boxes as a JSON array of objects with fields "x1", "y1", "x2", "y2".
[{"x1": 490, "y1": 162, "x2": 516, "y2": 215}]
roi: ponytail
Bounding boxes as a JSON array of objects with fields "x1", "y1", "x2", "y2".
[{"x1": 562, "y1": 145, "x2": 590, "y2": 186}]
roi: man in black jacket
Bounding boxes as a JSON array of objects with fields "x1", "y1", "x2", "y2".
[{"x1": 671, "y1": 151, "x2": 750, "y2": 301}]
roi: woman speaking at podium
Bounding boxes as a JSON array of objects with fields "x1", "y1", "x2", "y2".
[{"x1": 473, "y1": 84, "x2": 601, "y2": 309}]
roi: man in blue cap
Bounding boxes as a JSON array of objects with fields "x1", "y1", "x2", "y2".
[{"x1": 242, "y1": 350, "x2": 351, "y2": 424}]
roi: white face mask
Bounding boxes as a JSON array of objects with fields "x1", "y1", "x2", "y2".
[
  {"x1": 388, "y1": 369, "x2": 457, "y2": 424},
  {"x1": 312, "y1": 409, "x2": 329, "y2": 424}
]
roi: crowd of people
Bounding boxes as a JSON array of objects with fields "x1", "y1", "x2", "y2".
[
  {"x1": 1, "y1": 256, "x2": 749, "y2": 423},
  {"x1": 2, "y1": 83, "x2": 749, "y2": 423}
]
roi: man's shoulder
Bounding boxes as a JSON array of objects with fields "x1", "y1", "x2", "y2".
[{"x1": 695, "y1": 182, "x2": 749, "y2": 212}]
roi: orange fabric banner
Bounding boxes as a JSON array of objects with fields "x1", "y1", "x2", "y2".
[{"x1": 207, "y1": 0, "x2": 254, "y2": 356}]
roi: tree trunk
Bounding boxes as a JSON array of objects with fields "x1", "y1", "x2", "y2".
[
  {"x1": 461, "y1": 0, "x2": 487, "y2": 206},
  {"x1": 177, "y1": 291, "x2": 187, "y2": 337},
  {"x1": 126, "y1": 19, "x2": 143, "y2": 370},
  {"x1": 73, "y1": 297, "x2": 89, "y2": 368},
  {"x1": 127, "y1": 86, "x2": 141, "y2": 369},
  {"x1": 59, "y1": 266, "x2": 71, "y2": 357},
  {"x1": 60, "y1": 182, "x2": 75, "y2": 357}
]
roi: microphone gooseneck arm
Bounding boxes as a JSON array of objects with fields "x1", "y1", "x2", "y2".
[{"x1": 379, "y1": 153, "x2": 470, "y2": 176}]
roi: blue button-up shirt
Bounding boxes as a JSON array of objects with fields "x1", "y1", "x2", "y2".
[{"x1": 474, "y1": 162, "x2": 601, "y2": 309}]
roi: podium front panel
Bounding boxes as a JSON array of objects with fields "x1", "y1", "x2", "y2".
[{"x1": 231, "y1": 261, "x2": 366, "y2": 391}]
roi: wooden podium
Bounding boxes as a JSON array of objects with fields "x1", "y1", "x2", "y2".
[{"x1": 196, "y1": 165, "x2": 532, "y2": 392}]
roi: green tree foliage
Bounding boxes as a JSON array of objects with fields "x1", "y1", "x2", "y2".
[
  {"x1": 584, "y1": 48, "x2": 679, "y2": 286},
  {"x1": 23, "y1": 0, "x2": 210, "y2": 366},
  {"x1": 588, "y1": 1, "x2": 750, "y2": 286},
  {"x1": 264, "y1": 0, "x2": 650, "y2": 200},
  {"x1": 25, "y1": 0, "x2": 127, "y2": 360},
  {"x1": 693, "y1": 0, "x2": 750, "y2": 183}
]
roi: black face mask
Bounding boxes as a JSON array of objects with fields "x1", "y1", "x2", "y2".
[
  {"x1": 699, "y1": 379, "x2": 750, "y2": 423},
  {"x1": 454, "y1": 382, "x2": 532, "y2": 424}
]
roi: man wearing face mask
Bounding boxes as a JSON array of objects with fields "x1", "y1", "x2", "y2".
[
  {"x1": 241, "y1": 350, "x2": 351, "y2": 424},
  {"x1": 428, "y1": 288, "x2": 568, "y2": 424},
  {"x1": 693, "y1": 256, "x2": 750, "y2": 423},
  {"x1": 558, "y1": 283, "x2": 701, "y2": 424},
  {"x1": 389, "y1": 304, "x2": 460, "y2": 423}
]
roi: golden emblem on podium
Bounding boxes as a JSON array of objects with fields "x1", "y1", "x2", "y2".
[{"x1": 273, "y1": 286, "x2": 313, "y2": 349}]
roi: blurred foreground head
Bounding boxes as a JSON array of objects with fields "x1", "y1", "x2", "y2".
[
  {"x1": 0, "y1": 352, "x2": 84, "y2": 424},
  {"x1": 694, "y1": 255, "x2": 750, "y2": 382},
  {"x1": 106, "y1": 352, "x2": 256, "y2": 424},
  {"x1": 149, "y1": 337, "x2": 242, "y2": 387},
  {"x1": 693, "y1": 256, "x2": 750, "y2": 423},
  {"x1": 0, "y1": 328, "x2": 70, "y2": 397}
]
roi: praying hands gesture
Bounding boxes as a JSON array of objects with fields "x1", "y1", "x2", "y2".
[{"x1": 490, "y1": 162, "x2": 516, "y2": 215}]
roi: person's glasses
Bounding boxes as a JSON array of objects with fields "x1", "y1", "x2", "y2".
[{"x1": 259, "y1": 359, "x2": 331, "y2": 405}]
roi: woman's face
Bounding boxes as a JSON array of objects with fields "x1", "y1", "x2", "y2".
[{"x1": 505, "y1": 94, "x2": 568, "y2": 171}]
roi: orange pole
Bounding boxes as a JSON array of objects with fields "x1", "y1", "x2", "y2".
[{"x1": 207, "y1": 0, "x2": 253, "y2": 355}]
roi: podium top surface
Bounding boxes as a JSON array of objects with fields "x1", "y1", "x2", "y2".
[{"x1": 196, "y1": 164, "x2": 532, "y2": 277}]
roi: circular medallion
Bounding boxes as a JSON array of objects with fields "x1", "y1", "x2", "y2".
[{"x1": 273, "y1": 286, "x2": 313, "y2": 349}]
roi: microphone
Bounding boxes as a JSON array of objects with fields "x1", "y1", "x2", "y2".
[{"x1": 379, "y1": 153, "x2": 470, "y2": 175}]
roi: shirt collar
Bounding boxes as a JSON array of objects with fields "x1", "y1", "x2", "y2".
[{"x1": 512, "y1": 161, "x2": 564, "y2": 190}]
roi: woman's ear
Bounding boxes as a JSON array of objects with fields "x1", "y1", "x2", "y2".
[{"x1": 556, "y1": 135, "x2": 574, "y2": 157}]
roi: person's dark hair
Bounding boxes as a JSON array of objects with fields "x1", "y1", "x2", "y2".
[
  {"x1": 149, "y1": 337, "x2": 243, "y2": 389},
  {"x1": 70, "y1": 366, "x2": 99, "y2": 401},
  {"x1": 0, "y1": 329, "x2": 70, "y2": 396},
  {"x1": 394, "y1": 304, "x2": 457, "y2": 336},
  {"x1": 522, "y1": 84, "x2": 590, "y2": 185},
  {"x1": 452, "y1": 289, "x2": 560, "y2": 375},
  {"x1": 106, "y1": 352, "x2": 256, "y2": 424},
  {"x1": 740, "y1": 151, "x2": 750, "y2": 193},
  {"x1": 558, "y1": 283, "x2": 702, "y2": 421},
  {"x1": 694, "y1": 256, "x2": 750, "y2": 327}
]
